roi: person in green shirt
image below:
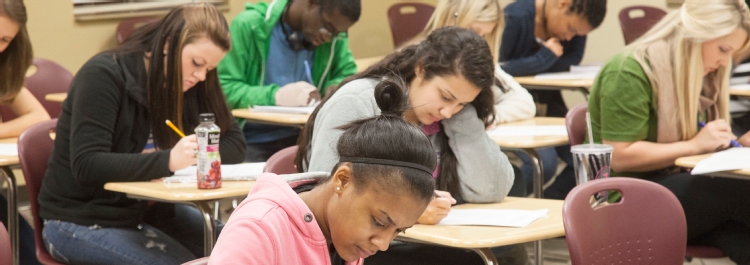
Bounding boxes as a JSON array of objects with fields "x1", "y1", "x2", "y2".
[
  {"x1": 218, "y1": 0, "x2": 360, "y2": 162},
  {"x1": 589, "y1": 0, "x2": 750, "y2": 262}
]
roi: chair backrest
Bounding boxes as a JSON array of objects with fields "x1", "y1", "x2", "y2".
[
  {"x1": 618, "y1": 5, "x2": 667, "y2": 45},
  {"x1": 387, "y1": 3, "x2": 435, "y2": 48},
  {"x1": 17, "y1": 119, "x2": 63, "y2": 265},
  {"x1": 0, "y1": 222, "x2": 10, "y2": 265},
  {"x1": 563, "y1": 177, "x2": 687, "y2": 264},
  {"x1": 565, "y1": 103, "x2": 588, "y2": 146},
  {"x1": 263, "y1": 145, "x2": 300, "y2": 175},
  {"x1": 181, "y1": 257, "x2": 209, "y2": 265},
  {"x1": 116, "y1": 16, "x2": 159, "y2": 44},
  {"x1": 0, "y1": 58, "x2": 73, "y2": 121}
]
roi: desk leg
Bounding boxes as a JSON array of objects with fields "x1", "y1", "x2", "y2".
[
  {"x1": 472, "y1": 248, "x2": 498, "y2": 265},
  {"x1": 519, "y1": 149, "x2": 545, "y2": 198},
  {"x1": 189, "y1": 202, "x2": 215, "y2": 257},
  {"x1": 1, "y1": 166, "x2": 19, "y2": 265},
  {"x1": 534, "y1": 240, "x2": 543, "y2": 265}
]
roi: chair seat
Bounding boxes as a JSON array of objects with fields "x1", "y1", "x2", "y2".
[{"x1": 685, "y1": 246, "x2": 724, "y2": 259}]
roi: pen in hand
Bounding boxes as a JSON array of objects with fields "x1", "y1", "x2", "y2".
[
  {"x1": 165, "y1": 119, "x2": 186, "y2": 138},
  {"x1": 698, "y1": 121, "x2": 742, "y2": 147}
]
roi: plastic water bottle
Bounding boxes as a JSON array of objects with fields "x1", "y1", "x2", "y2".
[{"x1": 195, "y1": 113, "x2": 221, "y2": 189}]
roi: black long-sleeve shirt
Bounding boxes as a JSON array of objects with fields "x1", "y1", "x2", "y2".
[{"x1": 39, "y1": 51, "x2": 246, "y2": 228}]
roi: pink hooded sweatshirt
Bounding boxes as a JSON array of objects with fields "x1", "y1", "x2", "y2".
[{"x1": 209, "y1": 173, "x2": 363, "y2": 265}]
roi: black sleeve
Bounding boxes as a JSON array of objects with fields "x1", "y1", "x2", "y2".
[
  {"x1": 69, "y1": 55, "x2": 173, "y2": 185},
  {"x1": 219, "y1": 118, "x2": 246, "y2": 164}
]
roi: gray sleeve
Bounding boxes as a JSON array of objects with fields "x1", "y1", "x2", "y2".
[
  {"x1": 307, "y1": 90, "x2": 379, "y2": 173},
  {"x1": 440, "y1": 104, "x2": 515, "y2": 203}
]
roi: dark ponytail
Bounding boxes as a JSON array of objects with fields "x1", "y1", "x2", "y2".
[{"x1": 332, "y1": 79, "x2": 437, "y2": 202}]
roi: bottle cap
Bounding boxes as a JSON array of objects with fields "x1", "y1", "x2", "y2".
[{"x1": 199, "y1": 113, "x2": 215, "y2": 122}]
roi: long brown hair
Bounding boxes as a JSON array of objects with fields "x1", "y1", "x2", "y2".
[
  {"x1": 296, "y1": 27, "x2": 495, "y2": 200},
  {"x1": 113, "y1": 3, "x2": 232, "y2": 149},
  {"x1": 0, "y1": 0, "x2": 32, "y2": 103}
]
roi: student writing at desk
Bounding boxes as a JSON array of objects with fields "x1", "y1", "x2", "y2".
[
  {"x1": 218, "y1": 0, "x2": 360, "y2": 162},
  {"x1": 296, "y1": 27, "x2": 515, "y2": 265},
  {"x1": 391, "y1": 1, "x2": 534, "y2": 263},
  {"x1": 210, "y1": 80, "x2": 437, "y2": 265},
  {"x1": 500, "y1": 0, "x2": 607, "y2": 199},
  {"x1": 589, "y1": 0, "x2": 750, "y2": 262},
  {"x1": 37, "y1": 4, "x2": 245, "y2": 264},
  {"x1": 0, "y1": 0, "x2": 48, "y2": 264}
]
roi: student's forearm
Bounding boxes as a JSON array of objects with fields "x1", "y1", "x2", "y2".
[
  {"x1": 605, "y1": 140, "x2": 702, "y2": 173},
  {"x1": 0, "y1": 109, "x2": 50, "y2": 138}
]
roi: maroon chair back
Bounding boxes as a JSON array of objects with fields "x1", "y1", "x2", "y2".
[
  {"x1": 17, "y1": 119, "x2": 63, "y2": 265},
  {"x1": 387, "y1": 3, "x2": 435, "y2": 48},
  {"x1": 116, "y1": 16, "x2": 159, "y2": 44},
  {"x1": 263, "y1": 145, "x2": 300, "y2": 174},
  {"x1": 0, "y1": 58, "x2": 73, "y2": 121},
  {"x1": 563, "y1": 177, "x2": 687, "y2": 264},
  {"x1": 181, "y1": 257, "x2": 209, "y2": 265},
  {"x1": 618, "y1": 6, "x2": 667, "y2": 45},
  {"x1": 0, "y1": 222, "x2": 10, "y2": 265},
  {"x1": 565, "y1": 103, "x2": 588, "y2": 146}
]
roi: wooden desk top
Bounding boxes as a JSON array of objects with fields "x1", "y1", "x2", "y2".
[
  {"x1": 513, "y1": 76, "x2": 594, "y2": 88},
  {"x1": 490, "y1": 117, "x2": 569, "y2": 149},
  {"x1": 675, "y1": 154, "x2": 750, "y2": 177},
  {"x1": 355, "y1": 56, "x2": 384, "y2": 73},
  {"x1": 232, "y1": 109, "x2": 309, "y2": 126},
  {"x1": 104, "y1": 181, "x2": 257, "y2": 202},
  {"x1": 397, "y1": 197, "x2": 564, "y2": 248},
  {"x1": 730, "y1": 89, "x2": 750, "y2": 97},
  {"x1": 0, "y1": 138, "x2": 19, "y2": 167},
  {"x1": 45, "y1": 93, "x2": 67, "y2": 103}
]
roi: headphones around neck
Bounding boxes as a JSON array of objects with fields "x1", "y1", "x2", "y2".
[{"x1": 282, "y1": 1, "x2": 315, "y2": 51}]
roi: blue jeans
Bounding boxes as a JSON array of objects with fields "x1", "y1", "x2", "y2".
[
  {"x1": 516, "y1": 145, "x2": 576, "y2": 199},
  {"x1": 42, "y1": 204, "x2": 216, "y2": 265}
]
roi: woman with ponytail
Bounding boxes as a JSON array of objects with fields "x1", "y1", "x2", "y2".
[{"x1": 210, "y1": 79, "x2": 437, "y2": 265}]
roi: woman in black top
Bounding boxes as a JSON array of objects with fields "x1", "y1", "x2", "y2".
[{"x1": 38, "y1": 3, "x2": 245, "y2": 264}]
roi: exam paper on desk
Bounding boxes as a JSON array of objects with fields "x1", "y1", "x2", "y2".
[
  {"x1": 0, "y1": 144, "x2": 18, "y2": 156},
  {"x1": 164, "y1": 162, "x2": 266, "y2": 183},
  {"x1": 250, "y1": 105, "x2": 316, "y2": 114},
  {"x1": 691, "y1": 148, "x2": 750, "y2": 175},
  {"x1": 487, "y1": 125, "x2": 567, "y2": 137},
  {"x1": 436, "y1": 209, "x2": 549, "y2": 228}
]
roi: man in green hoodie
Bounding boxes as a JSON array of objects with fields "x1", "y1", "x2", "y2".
[{"x1": 219, "y1": 0, "x2": 360, "y2": 162}]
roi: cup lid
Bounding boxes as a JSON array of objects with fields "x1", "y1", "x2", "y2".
[{"x1": 571, "y1": 144, "x2": 613, "y2": 153}]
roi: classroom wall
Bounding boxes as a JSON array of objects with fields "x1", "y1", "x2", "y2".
[{"x1": 26, "y1": 0, "x2": 667, "y2": 74}]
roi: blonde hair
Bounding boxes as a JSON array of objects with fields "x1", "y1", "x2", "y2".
[
  {"x1": 404, "y1": 0, "x2": 502, "y2": 62},
  {"x1": 626, "y1": 0, "x2": 750, "y2": 141}
]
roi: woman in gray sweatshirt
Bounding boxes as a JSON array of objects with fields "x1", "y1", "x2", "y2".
[{"x1": 295, "y1": 27, "x2": 514, "y2": 224}]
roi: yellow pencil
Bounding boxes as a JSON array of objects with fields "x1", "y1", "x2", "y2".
[{"x1": 165, "y1": 120, "x2": 186, "y2": 138}]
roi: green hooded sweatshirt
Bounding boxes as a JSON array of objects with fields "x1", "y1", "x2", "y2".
[{"x1": 218, "y1": 0, "x2": 357, "y2": 111}]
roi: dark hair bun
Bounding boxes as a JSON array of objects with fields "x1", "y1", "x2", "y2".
[{"x1": 374, "y1": 78, "x2": 408, "y2": 117}]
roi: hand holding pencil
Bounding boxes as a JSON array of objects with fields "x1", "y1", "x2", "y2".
[{"x1": 165, "y1": 120, "x2": 198, "y2": 172}]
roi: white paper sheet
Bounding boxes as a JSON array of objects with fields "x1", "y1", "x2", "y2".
[
  {"x1": 164, "y1": 162, "x2": 266, "y2": 183},
  {"x1": 535, "y1": 65, "x2": 601, "y2": 80},
  {"x1": 0, "y1": 144, "x2": 18, "y2": 156},
  {"x1": 437, "y1": 209, "x2": 549, "y2": 228},
  {"x1": 250, "y1": 105, "x2": 316, "y2": 114},
  {"x1": 734, "y1": 62, "x2": 750, "y2": 74},
  {"x1": 732, "y1": 84, "x2": 750, "y2": 91},
  {"x1": 730, "y1": 76, "x2": 750, "y2": 86},
  {"x1": 487, "y1": 125, "x2": 568, "y2": 137},
  {"x1": 691, "y1": 148, "x2": 750, "y2": 175}
]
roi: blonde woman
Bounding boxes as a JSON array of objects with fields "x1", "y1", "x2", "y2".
[{"x1": 589, "y1": 0, "x2": 750, "y2": 262}]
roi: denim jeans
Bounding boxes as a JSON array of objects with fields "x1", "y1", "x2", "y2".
[{"x1": 42, "y1": 204, "x2": 217, "y2": 265}]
